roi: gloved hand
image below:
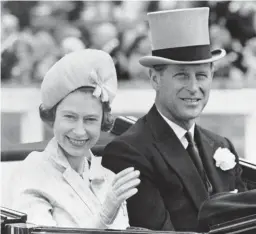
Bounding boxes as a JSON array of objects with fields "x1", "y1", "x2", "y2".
[{"x1": 100, "y1": 167, "x2": 140, "y2": 224}]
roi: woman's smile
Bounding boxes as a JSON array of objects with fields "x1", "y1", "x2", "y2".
[{"x1": 66, "y1": 136, "x2": 88, "y2": 147}]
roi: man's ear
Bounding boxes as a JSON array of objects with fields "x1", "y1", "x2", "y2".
[
  {"x1": 149, "y1": 68, "x2": 160, "y2": 90},
  {"x1": 210, "y1": 62, "x2": 215, "y2": 78}
]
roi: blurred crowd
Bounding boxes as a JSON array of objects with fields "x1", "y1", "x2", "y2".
[{"x1": 1, "y1": 1, "x2": 256, "y2": 88}]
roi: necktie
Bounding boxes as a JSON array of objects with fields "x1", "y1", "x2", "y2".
[{"x1": 185, "y1": 132, "x2": 213, "y2": 194}]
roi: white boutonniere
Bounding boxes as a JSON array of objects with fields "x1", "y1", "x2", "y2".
[{"x1": 213, "y1": 147, "x2": 236, "y2": 171}]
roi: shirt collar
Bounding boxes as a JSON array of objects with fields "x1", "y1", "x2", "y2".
[{"x1": 157, "y1": 109, "x2": 195, "y2": 143}]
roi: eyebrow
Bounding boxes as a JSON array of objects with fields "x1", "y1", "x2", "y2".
[
  {"x1": 174, "y1": 69, "x2": 209, "y2": 74},
  {"x1": 61, "y1": 110, "x2": 77, "y2": 114},
  {"x1": 197, "y1": 70, "x2": 211, "y2": 75},
  {"x1": 173, "y1": 70, "x2": 189, "y2": 76},
  {"x1": 196, "y1": 70, "x2": 208, "y2": 73},
  {"x1": 61, "y1": 110, "x2": 100, "y2": 117}
]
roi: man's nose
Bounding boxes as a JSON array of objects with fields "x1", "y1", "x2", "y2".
[
  {"x1": 73, "y1": 120, "x2": 86, "y2": 136},
  {"x1": 186, "y1": 76, "x2": 199, "y2": 93}
]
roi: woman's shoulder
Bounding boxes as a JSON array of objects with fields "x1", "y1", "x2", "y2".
[
  {"x1": 9, "y1": 151, "x2": 51, "y2": 200},
  {"x1": 22, "y1": 138, "x2": 58, "y2": 170},
  {"x1": 23, "y1": 150, "x2": 50, "y2": 168},
  {"x1": 19, "y1": 150, "x2": 56, "y2": 179}
]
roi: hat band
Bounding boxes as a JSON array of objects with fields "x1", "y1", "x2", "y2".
[{"x1": 152, "y1": 45, "x2": 211, "y2": 61}]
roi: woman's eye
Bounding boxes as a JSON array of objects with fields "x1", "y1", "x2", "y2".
[
  {"x1": 87, "y1": 118, "x2": 97, "y2": 121},
  {"x1": 83, "y1": 117, "x2": 99, "y2": 123}
]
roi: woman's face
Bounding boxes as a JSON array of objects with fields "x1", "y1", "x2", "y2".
[{"x1": 53, "y1": 90, "x2": 103, "y2": 158}]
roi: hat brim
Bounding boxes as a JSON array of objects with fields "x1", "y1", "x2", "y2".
[{"x1": 139, "y1": 49, "x2": 226, "y2": 67}]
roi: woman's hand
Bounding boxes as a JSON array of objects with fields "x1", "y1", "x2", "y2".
[
  {"x1": 112, "y1": 167, "x2": 140, "y2": 201},
  {"x1": 100, "y1": 167, "x2": 140, "y2": 224}
]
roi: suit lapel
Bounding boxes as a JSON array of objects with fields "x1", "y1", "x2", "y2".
[
  {"x1": 195, "y1": 126, "x2": 228, "y2": 193},
  {"x1": 146, "y1": 106, "x2": 208, "y2": 210}
]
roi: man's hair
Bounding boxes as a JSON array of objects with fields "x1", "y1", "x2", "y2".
[
  {"x1": 39, "y1": 87, "x2": 113, "y2": 132},
  {"x1": 152, "y1": 64, "x2": 168, "y2": 76},
  {"x1": 149, "y1": 64, "x2": 168, "y2": 78},
  {"x1": 150, "y1": 62, "x2": 214, "y2": 76}
]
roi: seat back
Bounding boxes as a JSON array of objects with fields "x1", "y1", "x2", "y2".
[
  {"x1": 1, "y1": 116, "x2": 137, "y2": 162},
  {"x1": 240, "y1": 159, "x2": 256, "y2": 190}
]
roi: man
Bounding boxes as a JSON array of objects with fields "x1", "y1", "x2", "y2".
[{"x1": 102, "y1": 7, "x2": 246, "y2": 232}]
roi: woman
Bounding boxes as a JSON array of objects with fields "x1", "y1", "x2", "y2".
[{"x1": 11, "y1": 49, "x2": 140, "y2": 229}]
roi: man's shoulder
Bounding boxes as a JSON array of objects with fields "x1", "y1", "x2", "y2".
[
  {"x1": 106, "y1": 115, "x2": 153, "y2": 152},
  {"x1": 197, "y1": 125, "x2": 229, "y2": 144},
  {"x1": 116, "y1": 116, "x2": 151, "y2": 142}
]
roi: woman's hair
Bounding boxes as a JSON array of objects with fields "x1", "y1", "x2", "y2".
[{"x1": 39, "y1": 86, "x2": 113, "y2": 132}]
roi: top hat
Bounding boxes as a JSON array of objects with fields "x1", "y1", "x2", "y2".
[{"x1": 139, "y1": 7, "x2": 226, "y2": 67}]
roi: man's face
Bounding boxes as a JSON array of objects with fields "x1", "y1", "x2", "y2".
[{"x1": 152, "y1": 63, "x2": 213, "y2": 129}]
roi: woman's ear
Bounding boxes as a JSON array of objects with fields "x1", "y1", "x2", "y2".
[
  {"x1": 45, "y1": 120, "x2": 54, "y2": 130},
  {"x1": 149, "y1": 68, "x2": 160, "y2": 91}
]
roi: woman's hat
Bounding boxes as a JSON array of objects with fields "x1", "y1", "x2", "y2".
[
  {"x1": 139, "y1": 7, "x2": 226, "y2": 67},
  {"x1": 41, "y1": 49, "x2": 117, "y2": 109}
]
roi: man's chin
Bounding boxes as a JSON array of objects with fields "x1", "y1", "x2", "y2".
[
  {"x1": 184, "y1": 108, "x2": 203, "y2": 119},
  {"x1": 181, "y1": 112, "x2": 201, "y2": 123}
]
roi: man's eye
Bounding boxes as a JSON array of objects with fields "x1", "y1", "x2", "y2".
[
  {"x1": 197, "y1": 74, "x2": 208, "y2": 79},
  {"x1": 175, "y1": 73, "x2": 185, "y2": 77},
  {"x1": 65, "y1": 115, "x2": 75, "y2": 119},
  {"x1": 174, "y1": 73, "x2": 187, "y2": 79}
]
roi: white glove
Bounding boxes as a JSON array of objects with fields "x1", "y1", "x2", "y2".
[{"x1": 100, "y1": 167, "x2": 140, "y2": 224}]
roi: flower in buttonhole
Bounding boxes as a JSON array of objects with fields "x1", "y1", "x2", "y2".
[{"x1": 213, "y1": 147, "x2": 236, "y2": 171}]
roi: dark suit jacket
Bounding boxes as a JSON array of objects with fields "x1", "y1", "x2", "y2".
[{"x1": 102, "y1": 105, "x2": 246, "y2": 232}]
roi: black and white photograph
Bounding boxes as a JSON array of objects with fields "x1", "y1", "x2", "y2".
[{"x1": 1, "y1": 1, "x2": 256, "y2": 234}]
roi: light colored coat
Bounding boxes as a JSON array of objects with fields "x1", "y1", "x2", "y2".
[{"x1": 11, "y1": 138, "x2": 129, "y2": 229}]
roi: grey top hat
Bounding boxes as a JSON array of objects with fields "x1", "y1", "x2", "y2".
[{"x1": 139, "y1": 7, "x2": 226, "y2": 67}]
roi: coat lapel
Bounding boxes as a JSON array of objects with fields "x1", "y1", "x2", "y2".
[
  {"x1": 89, "y1": 155, "x2": 110, "y2": 204},
  {"x1": 146, "y1": 106, "x2": 208, "y2": 210},
  {"x1": 46, "y1": 138, "x2": 101, "y2": 215},
  {"x1": 62, "y1": 167, "x2": 101, "y2": 215},
  {"x1": 195, "y1": 127, "x2": 228, "y2": 193}
]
